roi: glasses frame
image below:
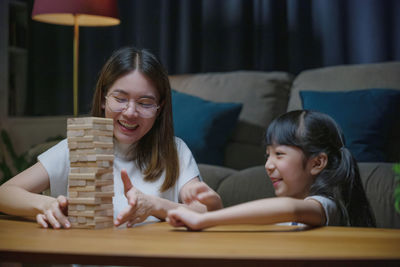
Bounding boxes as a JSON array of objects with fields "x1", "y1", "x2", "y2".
[{"x1": 105, "y1": 94, "x2": 160, "y2": 118}]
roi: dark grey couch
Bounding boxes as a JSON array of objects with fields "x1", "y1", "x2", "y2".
[{"x1": 170, "y1": 61, "x2": 400, "y2": 229}]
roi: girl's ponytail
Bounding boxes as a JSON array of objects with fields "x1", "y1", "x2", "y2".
[{"x1": 339, "y1": 147, "x2": 376, "y2": 227}]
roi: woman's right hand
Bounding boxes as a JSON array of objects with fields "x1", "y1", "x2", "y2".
[
  {"x1": 36, "y1": 195, "x2": 70, "y2": 229},
  {"x1": 181, "y1": 181, "x2": 223, "y2": 211}
]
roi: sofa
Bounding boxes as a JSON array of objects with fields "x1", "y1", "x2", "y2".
[{"x1": 169, "y1": 61, "x2": 400, "y2": 229}]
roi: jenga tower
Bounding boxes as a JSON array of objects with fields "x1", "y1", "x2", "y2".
[{"x1": 66, "y1": 117, "x2": 114, "y2": 229}]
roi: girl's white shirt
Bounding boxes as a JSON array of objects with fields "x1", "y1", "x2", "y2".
[
  {"x1": 38, "y1": 137, "x2": 200, "y2": 223},
  {"x1": 278, "y1": 195, "x2": 344, "y2": 226}
]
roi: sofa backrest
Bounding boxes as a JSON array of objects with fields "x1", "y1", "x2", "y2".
[
  {"x1": 170, "y1": 71, "x2": 293, "y2": 169},
  {"x1": 287, "y1": 61, "x2": 400, "y2": 162}
]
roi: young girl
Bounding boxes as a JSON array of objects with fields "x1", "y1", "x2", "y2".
[
  {"x1": 167, "y1": 110, "x2": 376, "y2": 230},
  {"x1": 0, "y1": 47, "x2": 221, "y2": 229}
]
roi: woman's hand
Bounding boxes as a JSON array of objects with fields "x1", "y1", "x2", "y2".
[
  {"x1": 36, "y1": 195, "x2": 70, "y2": 229},
  {"x1": 114, "y1": 169, "x2": 154, "y2": 227},
  {"x1": 181, "y1": 181, "x2": 223, "y2": 211},
  {"x1": 167, "y1": 206, "x2": 205, "y2": 231}
]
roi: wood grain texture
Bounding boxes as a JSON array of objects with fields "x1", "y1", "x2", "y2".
[{"x1": 0, "y1": 216, "x2": 399, "y2": 266}]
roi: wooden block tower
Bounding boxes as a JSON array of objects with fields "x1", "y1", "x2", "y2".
[{"x1": 66, "y1": 117, "x2": 114, "y2": 229}]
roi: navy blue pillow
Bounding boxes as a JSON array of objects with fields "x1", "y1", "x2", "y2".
[
  {"x1": 172, "y1": 90, "x2": 242, "y2": 165},
  {"x1": 300, "y1": 89, "x2": 400, "y2": 162}
]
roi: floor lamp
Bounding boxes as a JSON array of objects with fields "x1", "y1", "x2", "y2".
[{"x1": 32, "y1": 0, "x2": 120, "y2": 116}]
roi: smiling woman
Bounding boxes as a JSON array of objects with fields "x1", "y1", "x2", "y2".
[{"x1": 0, "y1": 47, "x2": 223, "y2": 229}]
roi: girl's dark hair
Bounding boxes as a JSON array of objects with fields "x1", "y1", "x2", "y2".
[
  {"x1": 91, "y1": 47, "x2": 179, "y2": 192},
  {"x1": 265, "y1": 110, "x2": 376, "y2": 227}
]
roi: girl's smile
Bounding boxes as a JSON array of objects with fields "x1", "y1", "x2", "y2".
[{"x1": 265, "y1": 145, "x2": 315, "y2": 199}]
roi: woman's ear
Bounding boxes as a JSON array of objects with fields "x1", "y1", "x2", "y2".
[
  {"x1": 101, "y1": 97, "x2": 105, "y2": 109},
  {"x1": 310, "y1": 153, "x2": 328, "y2": 176},
  {"x1": 157, "y1": 100, "x2": 165, "y2": 116}
]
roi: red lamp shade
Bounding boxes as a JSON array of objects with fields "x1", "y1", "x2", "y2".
[
  {"x1": 31, "y1": 0, "x2": 120, "y2": 116},
  {"x1": 32, "y1": 0, "x2": 120, "y2": 26}
]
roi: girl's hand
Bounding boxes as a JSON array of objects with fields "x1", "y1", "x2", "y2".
[
  {"x1": 36, "y1": 195, "x2": 70, "y2": 229},
  {"x1": 115, "y1": 169, "x2": 154, "y2": 227},
  {"x1": 181, "y1": 181, "x2": 223, "y2": 211},
  {"x1": 167, "y1": 206, "x2": 205, "y2": 231}
]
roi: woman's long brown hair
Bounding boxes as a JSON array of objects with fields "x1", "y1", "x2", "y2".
[{"x1": 91, "y1": 47, "x2": 179, "y2": 192}]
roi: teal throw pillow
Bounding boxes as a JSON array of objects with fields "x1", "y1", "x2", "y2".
[
  {"x1": 172, "y1": 90, "x2": 242, "y2": 165},
  {"x1": 300, "y1": 89, "x2": 400, "y2": 162}
]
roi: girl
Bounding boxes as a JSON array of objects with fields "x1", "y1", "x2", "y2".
[
  {"x1": 167, "y1": 110, "x2": 376, "y2": 230},
  {"x1": 0, "y1": 47, "x2": 221, "y2": 229}
]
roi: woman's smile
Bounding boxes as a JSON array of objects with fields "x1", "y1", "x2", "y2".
[{"x1": 118, "y1": 120, "x2": 139, "y2": 131}]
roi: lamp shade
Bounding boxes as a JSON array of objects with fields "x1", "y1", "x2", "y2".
[{"x1": 32, "y1": 0, "x2": 120, "y2": 26}]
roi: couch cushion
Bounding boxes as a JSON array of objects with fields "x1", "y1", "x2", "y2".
[
  {"x1": 200, "y1": 164, "x2": 275, "y2": 208},
  {"x1": 170, "y1": 71, "x2": 293, "y2": 169},
  {"x1": 301, "y1": 89, "x2": 400, "y2": 162},
  {"x1": 172, "y1": 90, "x2": 242, "y2": 165},
  {"x1": 359, "y1": 162, "x2": 400, "y2": 228},
  {"x1": 288, "y1": 61, "x2": 400, "y2": 162}
]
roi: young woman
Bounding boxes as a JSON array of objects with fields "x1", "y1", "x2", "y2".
[
  {"x1": 0, "y1": 47, "x2": 222, "y2": 229},
  {"x1": 167, "y1": 110, "x2": 376, "y2": 230}
]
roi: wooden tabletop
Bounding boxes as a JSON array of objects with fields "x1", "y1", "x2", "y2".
[{"x1": 0, "y1": 216, "x2": 399, "y2": 266}]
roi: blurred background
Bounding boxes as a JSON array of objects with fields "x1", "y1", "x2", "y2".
[{"x1": 1, "y1": 0, "x2": 400, "y2": 117}]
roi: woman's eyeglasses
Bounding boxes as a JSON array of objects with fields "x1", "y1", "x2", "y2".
[{"x1": 105, "y1": 95, "x2": 160, "y2": 118}]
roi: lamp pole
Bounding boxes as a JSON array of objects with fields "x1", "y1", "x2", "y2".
[{"x1": 73, "y1": 14, "x2": 79, "y2": 117}]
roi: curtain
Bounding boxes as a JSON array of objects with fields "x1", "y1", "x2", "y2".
[{"x1": 28, "y1": 0, "x2": 400, "y2": 116}]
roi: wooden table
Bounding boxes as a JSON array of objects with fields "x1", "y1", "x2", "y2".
[{"x1": 0, "y1": 216, "x2": 399, "y2": 266}]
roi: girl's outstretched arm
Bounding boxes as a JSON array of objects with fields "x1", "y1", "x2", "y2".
[{"x1": 167, "y1": 197, "x2": 326, "y2": 230}]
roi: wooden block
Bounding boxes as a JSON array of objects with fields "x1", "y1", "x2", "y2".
[
  {"x1": 96, "y1": 154, "x2": 115, "y2": 161},
  {"x1": 70, "y1": 162, "x2": 98, "y2": 168},
  {"x1": 93, "y1": 141, "x2": 114, "y2": 148},
  {"x1": 69, "y1": 173, "x2": 96, "y2": 180},
  {"x1": 68, "y1": 197, "x2": 99, "y2": 205},
  {"x1": 94, "y1": 216, "x2": 114, "y2": 223},
  {"x1": 97, "y1": 161, "x2": 112, "y2": 168},
  {"x1": 67, "y1": 117, "x2": 113, "y2": 125},
  {"x1": 93, "y1": 124, "x2": 114, "y2": 131},
  {"x1": 69, "y1": 203, "x2": 112, "y2": 211},
  {"x1": 69, "y1": 209, "x2": 113, "y2": 217},
  {"x1": 99, "y1": 197, "x2": 113, "y2": 204},
  {"x1": 67, "y1": 130, "x2": 85, "y2": 137},
  {"x1": 78, "y1": 216, "x2": 87, "y2": 223},
  {"x1": 68, "y1": 191, "x2": 78, "y2": 198},
  {"x1": 69, "y1": 180, "x2": 87, "y2": 186},
  {"x1": 99, "y1": 184, "x2": 114, "y2": 192},
  {"x1": 95, "y1": 179, "x2": 114, "y2": 187},
  {"x1": 67, "y1": 124, "x2": 92, "y2": 130},
  {"x1": 85, "y1": 129, "x2": 113, "y2": 137},
  {"x1": 69, "y1": 185, "x2": 96, "y2": 192},
  {"x1": 77, "y1": 191, "x2": 114, "y2": 198}
]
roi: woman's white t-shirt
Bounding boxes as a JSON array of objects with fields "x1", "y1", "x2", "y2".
[{"x1": 38, "y1": 137, "x2": 200, "y2": 222}]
